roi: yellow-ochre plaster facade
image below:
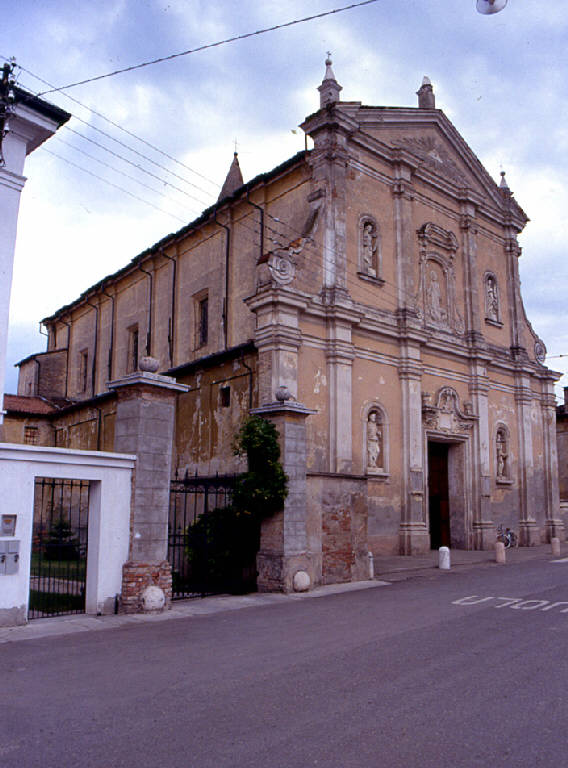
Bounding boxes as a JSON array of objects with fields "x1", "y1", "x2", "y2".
[{"x1": 9, "y1": 63, "x2": 562, "y2": 586}]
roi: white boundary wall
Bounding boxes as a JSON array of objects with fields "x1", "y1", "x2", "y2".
[{"x1": 0, "y1": 443, "x2": 135, "y2": 626}]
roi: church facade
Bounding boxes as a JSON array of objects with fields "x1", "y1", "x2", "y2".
[{"x1": 7, "y1": 61, "x2": 562, "y2": 587}]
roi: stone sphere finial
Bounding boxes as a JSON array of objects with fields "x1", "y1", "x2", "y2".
[
  {"x1": 139, "y1": 356, "x2": 160, "y2": 373},
  {"x1": 275, "y1": 385, "x2": 292, "y2": 402}
]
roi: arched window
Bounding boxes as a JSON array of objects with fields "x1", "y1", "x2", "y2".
[
  {"x1": 484, "y1": 272, "x2": 502, "y2": 325},
  {"x1": 358, "y1": 216, "x2": 382, "y2": 281},
  {"x1": 364, "y1": 404, "x2": 389, "y2": 475},
  {"x1": 495, "y1": 425, "x2": 511, "y2": 482}
]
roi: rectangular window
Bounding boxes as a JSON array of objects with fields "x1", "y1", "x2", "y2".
[
  {"x1": 198, "y1": 296, "x2": 208, "y2": 347},
  {"x1": 79, "y1": 349, "x2": 89, "y2": 393},
  {"x1": 127, "y1": 325, "x2": 139, "y2": 373},
  {"x1": 220, "y1": 386, "x2": 231, "y2": 408},
  {"x1": 24, "y1": 426, "x2": 39, "y2": 445}
]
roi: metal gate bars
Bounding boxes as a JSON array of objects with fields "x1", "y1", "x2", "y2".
[
  {"x1": 168, "y1": 472, "x2": 237, "y2": 599},
  {"x1": 29, "y1": 478, "x2": 89, "y2": 619}
]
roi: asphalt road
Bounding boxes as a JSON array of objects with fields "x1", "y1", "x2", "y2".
[{"x1": 3, "y1": 559, "x2": 568, "y2": 768}]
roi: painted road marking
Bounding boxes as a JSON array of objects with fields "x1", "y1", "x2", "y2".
[
  {"x1": 551, "y1": 557, "x2": 568, "y2": 563},
  {"x1": 452, "y1": 596, "x2": 568, "y2": 613}
]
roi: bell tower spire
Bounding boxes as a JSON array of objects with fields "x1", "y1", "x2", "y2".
[{"x1": 318, "y1": 53, "x2": 342, "y2": 108}]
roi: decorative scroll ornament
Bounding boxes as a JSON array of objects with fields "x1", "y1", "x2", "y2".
[
  {"x1": 268, "y1": 250, "x2": 297, "y2": 284},
  {"x1": 534, "y1": 339, "x2": 546, "y2": 364},
  {"x1": 422, "y1": 386, "x2": 477, "y2": 434}
]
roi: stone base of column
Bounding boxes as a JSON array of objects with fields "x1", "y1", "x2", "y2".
[
  {"x1": 473, "y1": 521, "x2": 495, "y2": 550},
  {"x1": 256, "y1": 550, "x2": 319, "y2": 593},
  {"x1": 518, "y1": 521, "x2": 540, "y2": 547},
  {"x1": 544, "y1": 519, "x2": 566, "y2": 542},
  {"x1": 120, "y1": 561, "x2": 172, "y2": 614},
  {"x1": 399, "y1": 523, "x2": 430, "y2": 555}
]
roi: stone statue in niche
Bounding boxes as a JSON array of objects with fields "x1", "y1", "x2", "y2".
[
  {"x1": 367, "y1": 411, "x2": 382, "y2": 470},
  {"x1": 427, "y1": 270, "x2": 445, "y2": 322},
  {"x1": 485, "y1": 275, "x2": 499, "y2": 322},
  {"x1": 361, "y1": 220, "x2": 377, "y2": 277},
  {"x1": 496, "y1": 428, "x2": 508, "y2": 480}
]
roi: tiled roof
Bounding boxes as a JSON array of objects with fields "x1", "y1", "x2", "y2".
[{"x1": 3, "y1": 395, "x2": 57, "y2": 415}]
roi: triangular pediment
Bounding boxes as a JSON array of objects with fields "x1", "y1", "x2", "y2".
[{"x1": 345, "y1": 106, "x2": 527, "y2": 222}]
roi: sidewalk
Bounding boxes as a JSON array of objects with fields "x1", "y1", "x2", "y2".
[
  {"x1": 374, "y1": 542, "x2": 561, "y2": 581},
  {"x1": 1, "y1": 543, "x2": 562, "y2": 645}
]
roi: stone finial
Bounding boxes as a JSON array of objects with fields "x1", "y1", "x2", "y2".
[
  {"x1": 139, "y1": 356, "x2": 159, "y2": 372},
  {"x1": 417, "y1": 76, "x2": 435, "y2": 109},
  {"x1": 318, "y1": 53, "x2": 342, "y2": 109},
  {"x1": 499, "y1": 170, "x2": 510, "y2": 190},
  {"x1": 275, "y1": 384, "x2": 292, "y2": 402},
  {"x1": 218, "y1": 152, "x2": 244, "y2": 201}
]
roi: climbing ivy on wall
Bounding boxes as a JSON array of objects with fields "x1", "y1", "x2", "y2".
[
  {"x1": 184, "y1": 416, "x2": 288, "y2": 594},
  {"x1": 232, "y1": 415, "x2": 288, "y2": 519}
]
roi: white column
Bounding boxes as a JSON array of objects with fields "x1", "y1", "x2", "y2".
[{"x1": 0, "y1": 96, "x2": 69, "y2": 422}]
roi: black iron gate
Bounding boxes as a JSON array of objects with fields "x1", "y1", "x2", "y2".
[
  {"x1": 29, "y1": 478, "x2": 89, "y2": 619},
  {"x1": 168, "y1": 472, "x2": 238, "y2": 599}
]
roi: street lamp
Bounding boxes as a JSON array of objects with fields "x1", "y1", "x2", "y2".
[{"x1": 476, "y1": 0, "x2": 508, "y2": 13}]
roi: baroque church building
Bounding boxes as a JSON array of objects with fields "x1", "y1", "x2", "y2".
[{"x1": 6, "y1": 61, "x2": 562, "y2": 588}]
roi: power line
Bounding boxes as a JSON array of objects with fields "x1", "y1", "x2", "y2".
[
  {"x1": 36, "y1": 1, "x2": 380, "y2": 95},
  {"x1": 8, "y1": 63, "x2": 220, "y2": 196},
  {"x1": 41, "y1": 148, "x2": 187, "y2": 223},
  {"x1": 51, "y1": 135, "x2": 200, "y2": 218}
]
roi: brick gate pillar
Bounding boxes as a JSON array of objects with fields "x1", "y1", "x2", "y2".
[
  {"x1": 109, "y1": 368, "x2": 188, "y2": 612},
  {"x1": 251, "y1": 398, "x2": 317, "y2": 593}
]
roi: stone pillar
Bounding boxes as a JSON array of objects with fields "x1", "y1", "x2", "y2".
[
  {"x1": 398, "y1": 350, "x2": 429, "y2": 554},
  {"x1": 108, "y1": 370, "x2": 188, "y2": 612},
  {"x1": 470, "y1": 362, "x2": 494, "y2": 549},
  {"x1": 251, "y1": 400, "x2": 317, "y2": 592}
]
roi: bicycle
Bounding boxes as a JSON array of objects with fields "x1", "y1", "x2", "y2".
[{"x1": 496, "y1": 524, "x2": 518, "y2": 548}]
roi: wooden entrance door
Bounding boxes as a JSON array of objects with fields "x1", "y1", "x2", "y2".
[{"x1": 428, "y1": 442, "x2": 450, "y2": 549}]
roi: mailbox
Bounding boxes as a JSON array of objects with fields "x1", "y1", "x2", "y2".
[
  {"x1": 0, "y1": 540, "x2": 19, "y2": 575},
  {"x1": 1, "y1": 514, "x2": 16, "y2": 536}
]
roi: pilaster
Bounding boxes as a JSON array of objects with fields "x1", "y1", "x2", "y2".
[
  {"x1": 251, "y1": 400, "x2": 317, "y2": 592},
  {"x1": 398, "y1": 347, "x2": 429, "y2": 554},
  {"x1": 541, "y1": 384, "x2": 564, "y2": 541},
  {"x1": 245, "y1": 288, "x2": 307, "y2": 405},
  {"x1": 514, "y1": 378, "x2": 539, "y2": 546},
  {"x1": 460, "y1": 205, "x2": 482, "y2": 343},
  {"x1": 392, "y1": 167, "x2": 416, "y2": 308},
  {"x1": 469, "y1": 362, "x2": 494, "y2": 549}
]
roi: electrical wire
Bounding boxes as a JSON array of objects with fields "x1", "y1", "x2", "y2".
[
  {"x1": 51, "y1": 135, "x2": 199, "y2": 218},
  {"x1": 36, "y1": 1, "x2": 380, "y2": 96},
  {"x1": 41, "y1": 148, "x2": 187, "y2": 223},
  {"x1": 10, "y1": 67, "x2": 220, "y2": 198}
]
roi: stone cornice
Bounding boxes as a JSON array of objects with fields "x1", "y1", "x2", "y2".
[{"x1": 0, "y1": 166, "x2": 26, "y2": 193}]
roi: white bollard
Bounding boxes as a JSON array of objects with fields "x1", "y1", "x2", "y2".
[
  {"x1": 438, "y1": 546, "x2": 451, "y2": 570},
  {"x1": 551, "y1": 537, "x2": 561, "y2": 557},
  {"x1": 495, "y1": 541, "x2": 506, "y2": 564},
  {"x1": 367, "y1": 551, "x2": 374, "y2": 580}
]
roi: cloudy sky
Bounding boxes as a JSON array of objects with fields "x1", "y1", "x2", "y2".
[{"x1": 4, "y1": 0, "x2": 568, "y2": 396}]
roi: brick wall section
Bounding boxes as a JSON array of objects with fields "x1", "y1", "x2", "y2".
[
  {"x1": 120, "y1": 561, "x2": 172, "y2": 613},
  {"x1": 322, "y1": 506, "x2": 353, "y2": 583}
]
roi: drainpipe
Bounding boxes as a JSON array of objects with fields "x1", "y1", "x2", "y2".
[
  {"x1": 138, "y1": 262, "x2": 153, "y2": 356},
  {"x1": 241, "y1": 353, "x2": 253, "y2": 411},
  {"x1": 100, "y1": 286, "x2": 115, "y2": 382},
  {"x1": 86, "y1": 298, "x2": 99, "y2": 397},
  {"x1": 246, "y1": 192, "x2": 264, "y2": 263},
  {"x1": 214, "y1": 212, "x2": 230, "y2": 350},
  {"x1": 58, "y1": 317, "x2": 72, "y2": 399},
  {"x1": 160, "y1": 249, "x2": 177, "y2": 366}
]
